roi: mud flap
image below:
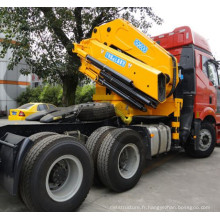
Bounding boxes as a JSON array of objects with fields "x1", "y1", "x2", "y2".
[
  {"x1": 193, "y1": 119, "x2": 201, "y2": 151},
  {"x1": 0, "y1": 133, "x2": 32, "y2": 195}
]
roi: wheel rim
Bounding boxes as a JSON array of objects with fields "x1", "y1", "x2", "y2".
[
  {"x1": 199, "y1": 129, "x2": 212, "y2": 151},
  {"x1": 118, "y1": 143, "x2": 140, "y2": 179},
  {"x1": 46, "y1": 155, "x2": 83, "y2": 202}
]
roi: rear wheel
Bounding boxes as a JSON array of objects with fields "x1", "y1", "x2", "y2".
[
  {"x1": 97, "y1": 128, "x2": 146, "y2": 192},
  {"x1": 19, "y1": 134, "x2": 93, "y2": 211},
  {"x1": 29, "y1": 131, "x2": 57, "y2": 144},
  {"x1": 185, "y1": 122, "x2": 216, "y2": 158},
  {"x1": 86, "y1": 126, "x2": 116, "y2": 185},
  {"x1": 19, "y1": 132, "x2": 57, "y2": 200},
  {"x1": 45, "y1": 154, "x2": 83, "y2": 202}
]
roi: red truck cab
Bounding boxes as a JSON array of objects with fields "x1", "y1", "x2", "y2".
[{"x1": 153, "y1": 27, "x2": 220, "y2": 144}]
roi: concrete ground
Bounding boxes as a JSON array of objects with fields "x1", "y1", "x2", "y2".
[{"x1": 0, "y1": 147, "x2": 220, "y2": 212}]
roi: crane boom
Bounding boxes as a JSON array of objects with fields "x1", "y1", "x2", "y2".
[
  {"x1": 72, "y1": 18, "x2": 182, "y2": 142},
  {"x1": 90, "y1": 18, "x2": 178, "y2": 98}
]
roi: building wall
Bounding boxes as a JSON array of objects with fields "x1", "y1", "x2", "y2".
[{"x1": 0, "y1": 34, "x2": 42, "y2": 115}]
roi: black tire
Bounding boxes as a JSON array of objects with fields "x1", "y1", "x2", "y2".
[
  {"x1": 29, "y1": 132, "x2": 57, "y2": 144},
  {"x1": 19, "y1": 134, "x2": 93, "y2": 211},
  {"x1": 78, "y1": 102, "x2": 115, "y2": 121},
  {"x1": 185, "y1": 122, "x2": 216, "y2": 158},
  {"x1": 19, "y1": 132, "x2": 57, "y2": 200},
  {"x1": 97, "y1": 128, "x2": 146, "y2": 192},
  {"x1": 86, "y1": 126, "x2": 116, "y2": 185}
]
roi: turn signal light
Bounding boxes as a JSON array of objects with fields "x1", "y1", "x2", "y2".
[{"x1": 150, "y1": 133, "x2": 155, "y2": 138}]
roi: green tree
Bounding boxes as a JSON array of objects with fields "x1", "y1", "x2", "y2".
[
  {"x1": 16, "y1": 85, "x2": 63, "y2": 106},
  {"x1": 39, "y1": 85, "x2": 63, "y2": 106},
  {"x1": 75, "y1": 84, "x2": 95, "y2": 104},
  {"x1": 16, "y1": 86, "x2": 42, "y2": 106},
  {"x1": 0, "y1": 7, "x2": 162, "y2": 106}
]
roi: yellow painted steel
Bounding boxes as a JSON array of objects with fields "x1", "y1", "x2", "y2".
[
  {"x1": 74, "y1": 39, "x2": 164, "y2": 102},
  {"x1": 91, "y1": 18, "x2": 178, "y2": 95},
  {"x1": 171, "y1": 122, "x2": 180, "y2": 127},
  {"x1": 172, "y1": 133, "x2": 180, "y2": 140},
  {"x1": 173, "y1": 98, "x2": 182, "y2": 118},
  {"x1": 114, "y1": 107, "x2": 133, "y2": 125},
  {"x1": 72, "y1": 19, "x2": 182, "y2": 139},
  {"x1": 171, "y1": 98, "x2": 183, "y2": 140}
]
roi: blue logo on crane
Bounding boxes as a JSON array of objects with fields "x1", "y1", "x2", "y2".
[
  {"x1": 105, "y1": 52, "x2": 126, "y2": 67},
  {"x1": 134, "y1": 39, "x2": 148, "y2": 53}
]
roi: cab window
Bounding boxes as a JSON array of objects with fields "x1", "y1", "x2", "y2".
[
  {"x1": 202, "y1": 56, "x2": 219, "y2": 86},
  {"x1": 218, "y1": 67, "x2": 220, "y2": 82},
  {"x1": 207, "y1": 62, "x2": 219, "y2": 86},
  {"x1": 202, "y1": 56, "x2": 208, "y2": 77}
]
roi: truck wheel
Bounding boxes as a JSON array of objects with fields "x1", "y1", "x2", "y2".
[
  {"x1": 78, "y1": 102, "x2": 115, "y2": 121},
  {"x1": 19, "y1": 134, "x2": 93, "y2": 211},
  {"x1": 185, "y1": 122, "x2": 216, "y2": 158},
  {"x1": 29, "y1": 131, "x2": 57, "y2": 144},
  {"x1": 19, "y1": 132, "x2": 57, "y2": 200},
  {"x1": 86, "y1": 126, "x2": 116, "y2": 185},
  {"x1": 97, "y1": 128, "x2": 146, "y2": 192}
]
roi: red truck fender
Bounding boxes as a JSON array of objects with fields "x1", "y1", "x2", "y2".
[{"x1": 199, "y1": 106, "x2": 216, "y2": 123}]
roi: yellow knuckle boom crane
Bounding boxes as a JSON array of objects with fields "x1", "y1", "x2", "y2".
[{"x1": 73, "y1": 19, "x2": 182, "y2": 141}]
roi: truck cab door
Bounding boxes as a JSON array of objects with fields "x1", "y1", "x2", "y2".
[{"x1": 205, "y1": 60, "x2": 220, "y2": 119}]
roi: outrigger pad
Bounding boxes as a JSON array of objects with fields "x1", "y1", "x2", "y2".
[
  {"x1": 40, "y1": 105, "x2": 82, "y2": 123},
  {"x1": 0, "y1": 132, "x2": 32, "y2": 195},
  {"x1": 26, "y1": 102, "x2": 116, "y2": 123},
  {"x1": 25, "y1": 108, "x2": 62, "y2": 121}
]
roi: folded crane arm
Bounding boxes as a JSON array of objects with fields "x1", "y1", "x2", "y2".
[{"x1": 72, "y1": 19, "x2": 181, "y2": 118}]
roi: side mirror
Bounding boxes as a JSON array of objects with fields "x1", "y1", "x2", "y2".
[{"x1": 209, "y1": 81, "x2": 214, "y2": 86}]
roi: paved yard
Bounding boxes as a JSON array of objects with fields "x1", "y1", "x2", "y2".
[{"x1": 0, "y1": 147, "x2": 220, "y2": 212}]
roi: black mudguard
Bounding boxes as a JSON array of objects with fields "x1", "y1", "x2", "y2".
[
  {"x1": 193, "y1": 118, "x2": 201, "y2": 151},
  {"x1": 0, "y1": 133, "x2": 33, "y2": 195}
]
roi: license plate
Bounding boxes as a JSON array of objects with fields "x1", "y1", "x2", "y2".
[{"x1": 12, "y1": 111, "x2": 17, "y2": 115}]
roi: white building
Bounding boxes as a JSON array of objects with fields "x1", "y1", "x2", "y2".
[{"x1": 0, "y1": 34, "x2": 42, "y2": 116}]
